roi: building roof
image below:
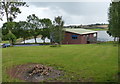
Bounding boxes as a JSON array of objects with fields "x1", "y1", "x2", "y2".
[{"x1": 65, "y1": 28, "x2": 97, "y2": 35}]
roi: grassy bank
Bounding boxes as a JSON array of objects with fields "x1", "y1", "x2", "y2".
[
  {"x1": 88, "y1": 28, "x2": 108, "y2": 31},
  {"x1": 2, "y1": 43, "x2": 118, "y2": 82}
]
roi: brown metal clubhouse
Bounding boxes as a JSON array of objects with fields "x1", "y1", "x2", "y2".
[{"x1": 62, "y1": 28, "x2": 97, "y2": 44}]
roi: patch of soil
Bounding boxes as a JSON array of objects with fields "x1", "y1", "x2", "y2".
[{"x1": 7, "y1": 63, "x2": 64, "y2": 82}]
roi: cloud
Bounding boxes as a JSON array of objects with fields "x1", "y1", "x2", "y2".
[
  {"x1": 0, "y1": 2, "x2": 110, "y2": 28},
  {"x1": 26, "y1": 2, "x2": 110, "y2": 25},
  {"x1": 27, "y1": 2, "x2": 110, "y2": 16}
]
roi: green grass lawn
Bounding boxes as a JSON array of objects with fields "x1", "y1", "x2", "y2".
[
  {"x1": 2, "y1": 43, "x2": 118, "y2": 82},
  {"x1": 89, "y1": 28, "x2": 108, "y2": 31},
  {"x1": 1, "y1": 38, "x2": 23, "y2": 44},
  {"x1": 0, "y1": 62, "x2": 1, "y2": 83},
  {"x1": 1, "y1": 41, "x2": 9, "y2": 44}
]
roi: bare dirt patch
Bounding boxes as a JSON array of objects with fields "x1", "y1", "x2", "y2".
[{"x1": 7, "y1": 63, "x2": 64, "y2": 82}]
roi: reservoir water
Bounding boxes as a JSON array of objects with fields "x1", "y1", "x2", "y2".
[{"x1": 97, "y1": 31, "x2": 114, "y2": 42}]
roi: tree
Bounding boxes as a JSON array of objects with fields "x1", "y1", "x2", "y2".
[
  {"x1": 27, "y1": 14, "x2": 41, "y2": 43},
  {"x1": 2, "y1": 22, "x2": 19, "y2": 40},
  {"x1": 0, "y1": 0, "x2": 28, "y2": 45},
  {"x1": 41, "y1": 28, "x2": 49, "y2": 43},
  {"x1": 0, "y1": 0, "x2": 28, "y2": 22},
  {"x1": 2, "y1": 22, "x2": 9, "y2": 36},
  {"x1": 51, "y1": 16, "x2": 64, "y2": 45},
  {"x1": 18, "y1": 21, "x2": 31, "y2": 44},
  {"x1": 6, "y1": 30, "x2": 16, "y2": 45},
  {"x1": 0, "y1": 28, "x2": 2, "y2": 43},
  {"x1": 41, "y1": 18, "x2": 52, "y2": 43},
  {"x1": 108, "y1": 2, "x2": 120, "y2": 43}
]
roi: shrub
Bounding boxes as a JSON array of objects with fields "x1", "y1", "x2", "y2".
[{"x1": 6, "y1": 31, "x2": 16, "y2": 45}]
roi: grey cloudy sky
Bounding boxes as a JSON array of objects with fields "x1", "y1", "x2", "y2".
[{"x1": 0, "y1": 1, "x2": 111, "y2": 27}]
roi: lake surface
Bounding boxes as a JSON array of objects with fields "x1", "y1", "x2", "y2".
[
  {"x1": 21, "y1": 38, "x2": 50, "y2": 43},
  {"x1": 21, "y1": 31, "x2": 114, "y2": 43},
  {"x1": 97, "y1": 31, "x2": 114, "y2": 42}
]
